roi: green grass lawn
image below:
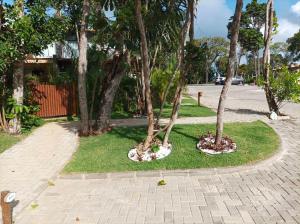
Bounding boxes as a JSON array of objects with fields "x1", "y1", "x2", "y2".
[
  {"x1": 64, "y1": 121, "x2": 280, "y2": 173},
  {"x1": 0, "y1": 132, "x2": 24, "y2": 154},
  {"x1": 111, "y1": 95, "x2": 216, "y2": 119}
]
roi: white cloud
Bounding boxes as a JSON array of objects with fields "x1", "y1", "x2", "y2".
[
  {"x1": 291, "y1": 1, "x2": 300, "y2": 16},
  {"x1": 195, "y1": 0, "x2": 233, "y2": 38},
  {"x1": 273, "y1": 19, "x2": 300, "y2": 42}
]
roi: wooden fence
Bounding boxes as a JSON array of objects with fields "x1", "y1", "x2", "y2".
[{"x1": 35, "y1": 83, "x2": 78, "y2": 118}]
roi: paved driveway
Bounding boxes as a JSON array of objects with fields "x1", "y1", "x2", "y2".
[
  {"x1": 188, "y1": 85, "x2": 300, "y2": 119},
  {"x1": 15, "y1": 120, "x2": 300, "y2": 224}
]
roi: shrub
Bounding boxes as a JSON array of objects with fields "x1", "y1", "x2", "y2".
[
  {"x1": 270, "y1": 67, "x2": 300, "y2": 107},
  {"x1": 151, "y1": 66, "x2": 179, "y2": 107},
  {"x1": 257, "y1": 67, "x2": 300, "y2": 109}
]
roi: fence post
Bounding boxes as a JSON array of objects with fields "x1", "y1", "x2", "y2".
[
  {"x1": 198, "y1": 92, "x2": 203, "y2": 106},
  {"x1": 1, "y1": 191, "x2": 14, "y2": 224}
]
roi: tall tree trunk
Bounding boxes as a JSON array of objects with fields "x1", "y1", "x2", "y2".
[
  {"x1": 263, "y1": 0, "x2": 279, "y2": 114},
  {"x1": 236, "y1": 47, "x2": 243, "y2": 76},
  {"x1": 189, "y1": 0, "x2": 194, "y2": 41},
  {"x1": 77, "y1": 0, "x2": 90, "y2": 136},
  {"x1": 254, "y1": 51, "x2": 257, "y2": 79},
  {"x1": 135, "y1": 0, "x2": 155, "y2": 151},
  {"x1": 9, "y1": 62, "x2": 24, "y2": 134},
  {"x1": 96, "y1": 53, "x2": 127, "y2": 132},
  {"x1": 9, "y1": 0, "x2": 24, "y2": 134},
  {"x1": 215, "y1": 0, "x2": 243, "y2": 145},
  {"x1": 162, "y1": 1, "x2": 192, "y2": 147},
  {"x1": 205, "y1": 56, "x2": 209, "y2": 84},
  {"x1": 257, "y1": 50, "x2": 261, "y2": 76}
]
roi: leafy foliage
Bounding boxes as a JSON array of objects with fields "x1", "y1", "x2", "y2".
[
  {"x1": 287, "y1": 29, "x2": 300, "y2": 61},
  {"x1": 151, "y1": 59, "x2": 179, "y2": 107},
  {"x1": 269, "y1": 67, "x2": 300, "y2": 107}
]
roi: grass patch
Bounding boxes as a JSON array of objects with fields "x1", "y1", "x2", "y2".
[
  {"x1": 155, "y1": 96, "x2": 216, "y2": 118},
  {"x1": 111, "y1": 95, "x2": 216, "y2": 119},
  {"x1": 64, "y1": 121, "x2": 279, "y2": 173},
  {"x1": 0, "y1": 132, "x2": 24, "y2": 154}
]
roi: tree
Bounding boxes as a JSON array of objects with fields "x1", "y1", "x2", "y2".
[
  {"x1": 10, "y1": 0, "x2": 24, "y2": 134},
  {"x1": 162, "y1": 0, "x2": 192, "y2": 147},
  {"x1": 194, "y1": 37, "x2": 229, "y2": 83},
  {"x1": 135, "y1": 0, "x2": 155, "y2": 151},
  {"x1": 287, "y1": 30, "x2": 300, "y2": 61},
  {"x1": 270, "y1": 42, "x2": 290, "y2": 69},
  {"x1": 216, "y1": 56, "x2": 228, "y2": 76},
  {"x1": 262, "y1": 0, "x2": 279, "y2": 114},
  {"x1": 215, "y1": 0, "x2": 243, "y2": 145},
  {"x1": 228, "y1": 0, "x2": 278, "y2": 78},
  {"x1": 77, "y1": 0, "x2": 90, "y2": 136},
  {"x1": 0, "y1": 0, "x2": 67, "y2": 133}
]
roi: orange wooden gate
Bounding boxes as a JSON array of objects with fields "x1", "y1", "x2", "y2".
[{"x1": 35, "y1": 84, "x2": 78, "y2": 118}]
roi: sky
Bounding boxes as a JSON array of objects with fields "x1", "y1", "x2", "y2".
[
  {"x1": 3, "y1": 0, "x2": 300, "y2": 42},
  {"x1": 196, "y1": 0, "x2": 300, "y2": 42}
]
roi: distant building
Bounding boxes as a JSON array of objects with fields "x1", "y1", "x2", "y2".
[{"x1": 24, "y1": 37, "x2": 78, "y2": 83}]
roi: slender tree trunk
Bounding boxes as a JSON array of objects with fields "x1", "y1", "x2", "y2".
[
  {"x1": 236, "y1": 47, "x2": 243, "y2": 76},
  {"x1": 162, "y1": 1, "x2": 192, "y2": 147},
  {"x1": 135, "y1": 0, "x2": 155, "y2": 151},
  {"x1": 89, "y1": 76, "x2": 99, "y2": 121},
  {"x1": 189, "y1": 0, "x2": 194, "y2": 41},
  {"x1": 215, "y1": 0, "x2": 243, "y2": 145},
  {"x1": 9, "y1": 62, "x2": 24, "y2": 134},
  {"x1": 9, "y1": 0, "x2": 24, "y2": 134},
  {"x1": 263, "y1": 0, "x2": 279, "y2": 114},
  {"x1": 257, "y1": 50, "x2": 261, "y2": 76},
  {"x1": 77, "y1": 0, "x2": 90, "y2": 136},
  {"x1": 205, "y1": 57, "x2": 209, "y2": 84},
  {"x1": 254, "y1": 52, "x2": 257, "y2": 79}
]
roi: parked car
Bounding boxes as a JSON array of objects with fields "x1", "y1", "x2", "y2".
[
  {"x1": 215, "y1": 76, "x2": 226, "y2": 85},
  {"x1": 231, "y1": 76, "x2": 244, "y2": 85}
]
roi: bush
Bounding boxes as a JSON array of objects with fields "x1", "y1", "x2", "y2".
[
  {"x1": 151, "y1": 65, "x2": 179, "y2": 107},
  {"x1": 5, "y1": 98, "x2": 43, "y2": 133},
  {"x1": 257, "y1": 67, "x2": 300, "y2": 109},
  {"x1": 113, "y1": 75, "x2": 138, "y2": 115},
  {"x1": 269, "y1": 67, "x2": 300, "y2": 107}
]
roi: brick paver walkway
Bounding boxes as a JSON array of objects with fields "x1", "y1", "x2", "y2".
[
  {"x1": 0, "y1": 122, "x2": 78, "y2": 220},
  {"x1": 15, "y1": 119, "x2": 300, "y2": 224}
]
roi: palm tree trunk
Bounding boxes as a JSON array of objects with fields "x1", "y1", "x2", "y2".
[
  {"x1": 135, "y1": 0, "x2": 155, "y2": 151},
  {"x1": 263, "y1": 0, "x2": 279, "y2": 114},
  {"x1": 215, "y1": 0, "x2": 243, "y2": 145},
  {"x1": 77, "y1": 0, "x2": 90, "y2": 136}
]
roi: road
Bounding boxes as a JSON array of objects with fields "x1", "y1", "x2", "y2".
[{"x1": 188, "y1": 85, "x2": 300, "y2": 119}]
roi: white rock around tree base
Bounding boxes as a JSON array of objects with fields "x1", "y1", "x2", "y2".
[
  {"x1": 196, "y1": 135, "x2": 237, "y2": 155},
  {"x1": 196, "y1": 142, "x2": 236, "y2": 155},
  {"x1": 128, "y1": 144, "x2": 172, "y2": 162}
]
